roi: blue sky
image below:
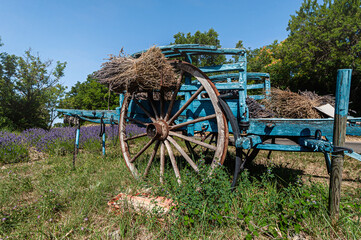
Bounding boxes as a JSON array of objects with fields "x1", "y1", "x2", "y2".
[{"x1": 0, "y1": 0, "x2": 303, "y2": 89}]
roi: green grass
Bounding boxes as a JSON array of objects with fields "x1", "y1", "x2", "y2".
[{"x1": 1, "y1": 143, "x2": 361, "y2": 239}]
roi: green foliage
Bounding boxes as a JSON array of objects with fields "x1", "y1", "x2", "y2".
[
  {"x1": 166, "y1": 162, "x2": 233, "y2": 226},
  {"x1": 59, "y1": 75, "x2": 119, "y2": 110},
  {"x1": 283, "y1": 0, "x2": 361, "y2": 89},
  {"x1": 159, "y1": 162, "x2": 332, "y2": 238},
  {"x1": 246, "y1": 41, "x2": 290, "y2": 88},
  {"x1": 241, "y1": 0, "x2": 361, "y2": 113},
  {"x1": 281, "y1": 0, "x2": 361, "y2": 112},
  {"x1": 172, "y1": 28, "x2": 227, "y2": 66},
  {"x1": 235, "y1": 169, "x2": 326, "y2": 238},
  {"x1": 0, "y1": 41, "x2": 67, "y2": 130}
]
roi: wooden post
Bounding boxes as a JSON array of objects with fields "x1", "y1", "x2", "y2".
[
  {"x1": 329, "y1": 69, "x2": 352, "y2": 220},
  {"x1": 73, "y1": 117, "x2": 81, "y2": 168},
  {"x1": 102, "y1": 131, "x2": 106, "y2": 156},
  {"x1": 100, "y1": 117, "x2": 106, "y2": 156}
]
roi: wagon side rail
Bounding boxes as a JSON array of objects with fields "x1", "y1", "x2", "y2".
[{"x1": 56, "y1": 108, "x2": 120, "y2": 124}]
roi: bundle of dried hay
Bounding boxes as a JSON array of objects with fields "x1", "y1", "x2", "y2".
[
  {"x1": 94, "y1": 46, "x2": 178, "y2": 93},
  {"x1": 63, "y1": 115, "x2": 80, "y2": 126},
  {"x1": 262, "y1": 88, "x2": 324, "y2": 118},
  {"x1": 246, "y1": 97, "x2": 275, "y2": 118},
  {"x1": 299, "y1": 90, "x2": 335, "y2": 107}
]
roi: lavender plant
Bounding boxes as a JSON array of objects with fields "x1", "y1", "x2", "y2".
[
  {"x1": 0, "y1": 131, "x2": 28, "y2": 164},
  {"x1": 0, "y1": 124, "x2": 146, "y2": 164}
]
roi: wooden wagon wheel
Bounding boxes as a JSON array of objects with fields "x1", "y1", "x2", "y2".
[{"x1": 119, "y1": 61, "x2": 229, "y2": 184}]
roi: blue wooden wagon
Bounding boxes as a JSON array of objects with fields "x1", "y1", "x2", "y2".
[{"x1": 57, "y1": 44, "x2": 361, "y2": 186}]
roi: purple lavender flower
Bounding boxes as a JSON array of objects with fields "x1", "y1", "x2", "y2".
[{"x1": 0, "y1": 124, "x2": 145, "y2": 163}]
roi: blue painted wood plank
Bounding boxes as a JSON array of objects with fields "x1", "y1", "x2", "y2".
[
  {"x1": 248, "y1": 118, "x2": 335, "y2": 140},
  {"x1": 345, "y1": 152, "x2": 361, "y2": 162},
  {"x1": 208, "y1": 73, "x2": 239, "y2": 81},
  {"x1": 248, "y1": 95, "x2": 265, "y2": 100},
  {"x1": 208, "y1": 72, "x2": 269, "y2": 81},
  {"x1": 57, "y1": 109, "x2": 118, "y2": 119},
  {"x1": 76, "y1": 116, "x2": 117, "y2": 124},
  {"x1": 334, "y1": 69, "x2": 352, "y2": 118},
  {"x1": 265, "y1": 78, "x2": 271, "y2": 98},
  {"x1": 247, "y1": 83, "x2": 265, "y2": 90},
  {"x1": 255, "y1": 144, "x2": 315, "y2": 152},
  {"x1": 348, "y1": 117, "x2": 361, "y2": 123},
  {"x1": 247, "y1": 72, "x2": 270, "y2": 78},
  {"x1": 180, "y1": 83, "x2": 242, "y2": 91},
  {"x1": 199, "y1": 63, "x2": 245, "y2": 73},
  {"x1": 347, "y1": 124, "x2": 361, "y2": 136},
  {"x1": 132, "y1": 44, "x2": 246, "y2": 58},
  {"x1": 102, "y1": 132, "x2": 106, "y2": 155},
  {"x1": 75, "y1": 128, "x2": 80, "y2": 149},
  {"x1": 246, "y1": 118, "x2": 361, "y2": 141}
]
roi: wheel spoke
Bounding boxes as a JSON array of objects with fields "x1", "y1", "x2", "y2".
[
  {"x1": 192, "y1": 132, "x2": 212, "y2": 150},
  {"x1": 169, "y1": 131, "x2": 217, "y2": 151},
  {"x1": 160, "y1": 142, "x2": 165, "y2": 184},
  {"x1": 125, "y1": 116, "x2": 148, "y2": 126},
  {"x1": 165, "y1": 71, "x2": 183, "y2": 121},
  {"x1": 148, "y1": 92, "x2": 159, "y2": 120},
  {"x1": 168, "y1": 85, "x2": 205, "y2": 124},
  {"x1": 134, "y1": 98, "x2": 156, "y2": 122},
  {"x1": 160, "y1": 91, "x2": 164, "y2": 119},
  {"x1": 164, "y1": 140, "x2": 181, "y2": 184},
  {"x1": 130, "y1": 138, "x2": 155, "y2": 163},
  {"x1": 167, "y1": 136, "x2": 199, "y2": 172},
  {"x1": 143, "y1": 140, "x2": 160, "y2": 177},
  {"x1": 170, "y1": 114, "x2": 216, "y2": 130},
  {"x1": 124, "y1": 133, "x2": 147, "y2": 141}
]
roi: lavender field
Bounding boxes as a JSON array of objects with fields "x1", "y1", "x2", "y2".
[{"x1": 0, "y1": 124, "x2": 145, "y2": 164}]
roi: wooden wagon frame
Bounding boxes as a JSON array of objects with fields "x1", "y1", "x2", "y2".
[{"x1": 57, "y1": 44, "x2": 361, "y2": 193}]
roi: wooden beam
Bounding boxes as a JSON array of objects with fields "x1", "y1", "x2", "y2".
[{"x1": 329, "y1": 69, "x2": 352, "y2": 221}]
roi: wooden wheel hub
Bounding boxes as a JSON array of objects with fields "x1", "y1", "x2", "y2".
[{"x1": 146, "y1": 120, "x2": 169, "y2": 140}]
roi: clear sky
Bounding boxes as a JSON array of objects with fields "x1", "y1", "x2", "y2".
[{"x1": 0, "y1": 0, "x2": 304, "y2": 89}]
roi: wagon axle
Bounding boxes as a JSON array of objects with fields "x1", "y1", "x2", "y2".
[{"x1": 146, "y1": 121, "x2": 169, "y2": 140}]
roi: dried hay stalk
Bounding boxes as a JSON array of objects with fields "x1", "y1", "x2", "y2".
[
  {"x1": 94, "y1": 46, "x2": 178, "y2": 93},
  {"x1": 299, "y1": 90, "x2": 335, "y2": 107},
  {"x1": 246, "y1": 97, "x2": 275, "y2": 118},
  {"x1": 261, "y1": 88, "x2": 324, "y2": 118},
  {"x1": 63, "y1": 115, "x2": 80, "y2": 126}
]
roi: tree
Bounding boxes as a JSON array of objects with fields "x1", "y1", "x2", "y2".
[
  {"x1": 172, "y1": 28, "x2": 227, "y2": 66},
  {"x1": 0, "y1": 40, "x2": 67, "y2": 130},
  {"x1": 59, "y1": 75, "x2": 119, "y2": 111},
  {"x1": 246, "y1": 41, "x2": 291, "y2": 88},
  {"x1": 280, "y1": 0, "x2": 361, "y2": 112},
  {"x1": 0, "y1": 39, "x2": 18, "y2": 129}
]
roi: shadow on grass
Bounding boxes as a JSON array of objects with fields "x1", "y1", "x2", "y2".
[
  {"x1": 246, "y1": 162, "x2": 304, "y2": 187},
  {"x1": 223, "y1": 151, "x2": 304, "y2": 188}
]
